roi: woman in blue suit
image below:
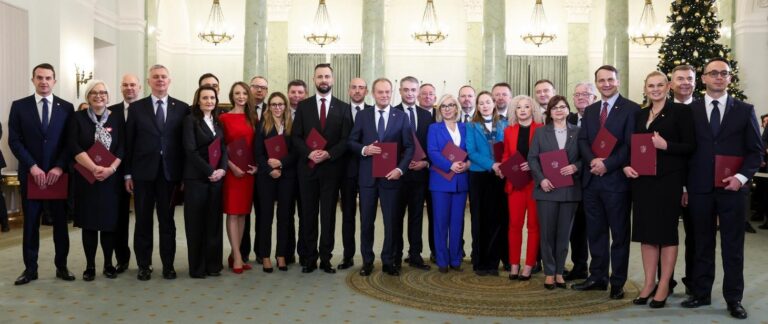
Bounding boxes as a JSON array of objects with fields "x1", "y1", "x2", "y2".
[
  {"x1": 428, "y1": 94, "x2": 471, "y2": 273},
  {"x1": 466, "y1": 91, "x2": 508, "y2": 276}
]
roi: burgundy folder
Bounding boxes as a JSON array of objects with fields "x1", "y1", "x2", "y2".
[
  {"x1": 372, "y1": 142, "x2": 397, "y2": 178},
  {"x1": 500, "y1": 151, "x2": 531, "y2": 189},
  {"x1": 591, "y1": 127, "x2": 617, "y2": 159},
  {"x1": 539, "y1": 149, "x2": 574, "y2": 188},
  {"x1": 493, "y1": 142, "x2": 504, "y2": 162},
  {"x1": 74, "y1": 142, "x2": 117, "y2": 184},
  {"x1": 170, "y1": 184, "x2": 184, "y2": 207},
  {"x1": 714, "y1": 155, "x2": 744, "y2": 187},
  {"x1": 432, "y1": 142, "x2": 467, "y2": 181},
  {"x1": 631, "y1": 133, "x2": 656, "y2": 176},
  {"x1": 208, "y1": 137, "x2": 222, "y2": 167},
  {"x1": 411, "y1": 133, "x2": 426, "y2": 161},
  {"x1": 73, "y1": 164, "x2": 96, "y2": 184},
  {"x1": 305, "y1": 128, "x2": 327, "y2": 168},
  {"x1": 227, "y1": 138, "x2": 254, "y2": 170},
  {"x1": 27, "y1": 174, "x2": 68, "y2": 200},
  {"x1": 265, "y1": 135, "x2": 288, "y2": 160}
]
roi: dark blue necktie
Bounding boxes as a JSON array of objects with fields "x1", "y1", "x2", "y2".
[
  {"x1": 41, "y1": 98, "x2": 49, "y2": 133},
  {"x1": 378, "y1": 110, "x2": 386, "y2": 141},
  {"x1": 710, "y1": 100, "x2": 720, "y2": 135},
  {"x1": 156, "y1": 100, "x2": 165, "y2": 130},
  {"x1": 408, "y1": 107, "x2": 416, "y2": 131},
  {"x1": 354, "y1": 105, "x2": 361, "y2": 122}
]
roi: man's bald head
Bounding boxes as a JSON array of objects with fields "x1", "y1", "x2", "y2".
[{"x1": 120, "y1": 73, "x2": 142, "y2": 103}]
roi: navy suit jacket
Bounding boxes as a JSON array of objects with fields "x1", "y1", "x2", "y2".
[
  {"x1": 124, "y1": 95, "x2": 189, "y2": 182},
  {"x1": 348, "y1": 106, "x2": 414, "y2": 189},
  {"x1": 344, "y1": 103, "x2": 374, "y2": 178},
  {"x1": 427, "y1": 122, "x2": 469, "y2": 193},
  {"x1": 687, "y1": 96, "x2": 763, "y2": 194},
  {"x1": 394, "y1": 103, "x2": 433, "y2": 183},
  {"x1": 577, "y1": 95, "x2": 640, "y2": 191},
  {"x1": 9, "y1": 94, "x2": 74, "y2": 180}
]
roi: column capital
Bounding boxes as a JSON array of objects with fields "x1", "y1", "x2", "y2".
[
  {"x1": 464, "y1": 0, "x2": 483, "y2": 22},
  {"x1": 564, "y1": 0, "x2": 592, "y2": 24},
  {"x1": 268, "y1": 0, "x2": 292, "y2": 21}
]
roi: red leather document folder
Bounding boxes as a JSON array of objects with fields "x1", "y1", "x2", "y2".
[
  {"x1": 73, "y1": 164, "x2": 96, "y2": 184},
  {"x1": 432, "y1": 142, "x2": 467, "y2": 181},
  {"x1": 411, "y1": 133, "x2": 426, "y2": 161},
  {"x1": 305, "y1": 128, "x2": 327, "y2": 168},
  {"x1": 539, "y1": 149, "x2": 574, "y2": 188},
  {"x1": 74, "y1": 142, "x2": 117, "y2": 184},
  {"x1": 591, "y1": 127, "x2": 617, "y2": 159},
  {"x1": 27, "y1": 174, "x2": 68, "y2": 200},
  {"x1": 714, "y1": 155, "x2": 744, "y2": 187},
  {"x1": 227, "y1": 138, "x2": 254, "y2": 170},
  {"x1": 265, "y1": 135, "x2": 288, "y2": 160},
  {"x1": 500, "y1": 151, "x2": 531, "y2": 189},
  {"x1": 631, "y1": 133, "x2": 656, "y2": 176},
  {"x1": 372, "y1": 142, "x2": 397, "y2": 178},
  {"x1": 208, "y1": 137, "x2": 222, "y2": 167},
  {"x1": 493, "y1": 142, "x2": 504, "y2": 163}
]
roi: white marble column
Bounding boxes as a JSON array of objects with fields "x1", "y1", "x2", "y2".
[
  {"x1": 564, "y1": 0, "x2": 592, "y2": 98},
  {"x1": 361, "y1": 0, "x2": 385, "y2": 83},
  {"x1": 244, "y1": 0, "x2": 268, "y2": 80},
  {"x1": 603, "y1": 0, "x2": 629, "y2": 95},
  {"x1": 465, "y1": 0, "x2": 483, "y2": 88},
  {"x1": 482, "y1": 0, "x2": 505, "y2": 91},
  {"x1": 734, "y1": 0, "x2": 768, "y2": 116}
]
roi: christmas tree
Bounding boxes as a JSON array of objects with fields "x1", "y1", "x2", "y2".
[{"x1": 657, "y1": 0, "x2": 746, "y2": 100}]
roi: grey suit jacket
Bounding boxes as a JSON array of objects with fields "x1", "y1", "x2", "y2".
[{"x1": 528, "y1": 123, "x2": 582, "y2": 201}]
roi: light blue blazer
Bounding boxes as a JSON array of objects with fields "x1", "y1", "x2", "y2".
[{"x1": 466, "y1": 119, "x2": 508, "y2": 172}]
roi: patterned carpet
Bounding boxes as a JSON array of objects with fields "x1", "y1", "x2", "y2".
[{"x1": 347, "y1": 263, "x2": 639, "y2": 317}]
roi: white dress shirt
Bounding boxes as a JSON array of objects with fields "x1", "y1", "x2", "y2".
[
  {"x1": 447, "y1": 123, "x2": 461, "y2": 146},
  {"x1": 316, "y1": 93, "x2": 332, "y2": 119},
  {"x1": 34, "y1": 93, "x2": 54, "y2": 123},
  {"x1": 351, "y1": 101, "x2": 364, "y2": 122}
]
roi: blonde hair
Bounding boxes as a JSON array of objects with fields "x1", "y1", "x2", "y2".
[
  {"x1": 436, "y1": 94, "x2": 460, "y2": 122},
  {"x1": 508, "y1": 95, "x2": 541, "y2": 125},
  {"x1": 83, "y1": 79, "x2": 110, "y2": 106},
  {"x1": 643, "y1": 71, "x2": 669, "y2": 108}
]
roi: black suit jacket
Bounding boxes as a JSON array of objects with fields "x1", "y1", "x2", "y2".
[
  {"x1": 344, "y1": 104, "x2": 374, "y2": 178},
  {"x1": 687, "y1": 96, "x2": 763, "y2": 194},
  {"x1": 394, "y1": 103, "x2": 433, "y2": 183},
  {"x1": 107, "y1": 102, "x2": 128, "y2": 175},
  {"x1": 632, "y1": 101, "x2": 696, "y2": 176},
  {"x1": 290, "y1": 95, "x2": 352, "y2": 180},
  {"x1": 566, "y1": 112, "x2": 582, "y2": 127},
  {"x1": 182, "y1": 115, "x2": 227, "y2": 180},
  {"x1": 125, "y1": 96, "x2": 189, "y2": 181},
  {"x1": 8, "y1": 95, "x2": 74, "y2": 174},
  {"x1": 254, "y1": 123, "x2": 297, "y2": 178}
]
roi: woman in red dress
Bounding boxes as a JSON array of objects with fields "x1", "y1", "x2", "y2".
[{"x1": 220, "y1": 81, "x2": 258, "y2": 273}]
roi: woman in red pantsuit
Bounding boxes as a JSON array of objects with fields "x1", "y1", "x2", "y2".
[
  {"x1": 220, "y1": 82, "x2": 258, "y2": 273},
  {"x1": 503, "y1": 95, "x2": 543, "y2": 281}
]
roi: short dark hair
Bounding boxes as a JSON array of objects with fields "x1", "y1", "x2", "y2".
[
  {"x1": 400, "y1": 76, "x2": 419, "y2": 86},
  {"x1": 198, "y1": 73, "x2": 219, "y2": 86},
  {"x1": 703, "y1": 57, "x2": 730, "y2": 72},
  {"x1": 760, "y1": 113, "x2": 768, "y2": 120},
  {"x1": 534, "y1": 79, "x2": 555, "y2": 89},
  {"x1": 671, "y1": 64, "x2": 696, "y2": 74},
  {"x1": 545, "y1": 95, "x2": 570, "y2": 125},
  {"x1": 492, "y1": 82, "x2": 512, "y2": 91},
  {"x1": 315, "y1": 63, "x2": 333, "y2": 72},
  {"x1": 287, "y1": 79, "x2": 307, "y2": 91},
  {"x1": 32, "y1": 63, "x2": 56, "y2": 79},
  {"x1": 594, "y1": 65, "x2": 619, "y2": 80}
]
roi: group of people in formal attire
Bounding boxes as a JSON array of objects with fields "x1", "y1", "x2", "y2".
[{"x1": 7, "y1": 58, "x2": 764, "y2": 320}]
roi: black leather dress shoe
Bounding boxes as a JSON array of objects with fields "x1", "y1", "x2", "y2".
[
  {"x1": 162, "y1": 268, "x2": 177, "y2": 280},
  {"x1": 337, "y1": 259, "x2": 354, "y2": 270},
  {"x1": 408, "y1": 261, "x2": 431, "y2": 271},
  {"x1": 382, "y1": 265, "x2": 400, "y2": 276},
  {"x1": 206, "y1": 271, "x2": 221, "y2": 277},
  {"x1": 681, "y1": 296, "x2": 711, "y2": 308},
  {"x1": 359, "y1": 263, "x2": 373, "y2": 276},
  {"x1": 727, "y1": 301, "x2": 748, "y2": 319},
  {"x1": 56, "y1": 267, "x2": 76, "y2": 281},
  {"x1": 759, "y1": 222, "x2": 768, "y2": 230},
  {"x1": 14, "y1": 271, "x2": 38, "y2": 285},
  {"x1": 103, "y1": 266, "x2": 118, "y2": 279},
  {"x1": 82, "y1": 268, "x2": 96, "y2": 281},
  {"x1": 319, "y1": 262, "x2": 336, "y2": 274},
  {"x1": 115, "y1": 263, "x2": 129, "y2": 274},
  {"x1": 137, "y1": 267, "x2": 151, "y2": 281},
  {"x1": 563, "y1": 271, "x2": 588, "y2": 281},
  {"x1": 610, "y1": 287, "x2": 625, "y2": 299},
  {"x1": 745, "y1": 222, "x2": 757, "y2": 233},
  {"x1": 301, "y1": 263, "x2": 317, "y2": 273},
  {"x1": 572, "y1": 280, "x2": 608, "y2": 291}
]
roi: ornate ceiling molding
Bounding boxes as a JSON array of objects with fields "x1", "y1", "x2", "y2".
[
  {"x1": 564, "y1": 0, "x2": 592, "y2": 24},
  {"x1": 268, "y1": 0, "x2": 291, "y2": 21}
]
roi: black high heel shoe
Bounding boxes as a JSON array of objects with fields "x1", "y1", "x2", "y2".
[
  {"x1": 518, "y1": 274, "x2": 531, "y2": 281},
  {"x1": 555, "y1": 282, "x2": 567, "y2": 289},
  {"x1": 649, "y1": 297, "x2": 667, "y2": 308},
  {"x1": 508, "y1": 273, "x2": 519, "y2": 280},
  {"x1": 83, "y1": 268, "x2": 96, "y2": 281},
  {"x1": 544, "y1": 283, "x2": 555, "y2": 290},
  {"x1": 633, "y1": 295, "x2": 650, "y2": 305}
]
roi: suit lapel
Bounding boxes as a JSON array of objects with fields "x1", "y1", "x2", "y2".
[
  {"x1": 383, "y1": 109, "x2": 398, "y2": 140},
  {"x1": 719, "y1": 96, "x2": 735, "y2": 135}
]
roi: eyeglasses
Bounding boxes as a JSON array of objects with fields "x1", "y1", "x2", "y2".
[
  {"x1": 269, "y1": 103, "x2": 285, "y2": 108},
  {"x1": 88, "y1": 91, "x2": 108, "y2": 97},
  {"x1": 703, "y1": 70, "x2": 731, "y2": 78},
  {"x1": 250, "y1": 85, "x2": 268, "y2": 91},
  {"x1": 439, "y1": 103, "x2": 457, "y2": 109},
  {"x1": 573, "y1": 92, "x2": 594, "y2": 98},
  {"x1": 552, "y1": 105, "x2": 569, "y2": 111}
]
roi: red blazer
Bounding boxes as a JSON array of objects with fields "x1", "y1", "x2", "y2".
[{"x1": 502, "y1": 121, "x2": 542, "y2": 193}]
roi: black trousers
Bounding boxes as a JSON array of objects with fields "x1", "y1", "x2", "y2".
[
  {"x1": 20, "y1": 184, "x2": 69, "y2": 272},
  {"x1": 568, "y1": 201, "x2": 589, "y2": 274},
  {"x1": 133, "y1": 172, "x2": 176, "y2": 269},
  {"x1": 425, "y1": 188, "x2": 435, "y2": 257},
  {"x1": 339, "y1": 175, "x2": 358, "y2": 261},
  {"x1": 298, "y1": 176, "x2": 340, "y2": 264},
  {"x1": 395, "y1": 179, "x2": 427, "y2": 263},
  {"x1": 469, "y1": 172, "x2": 507, "y2": 271},
  {"x1": 183, "y1": 179, "x2": 223, "y2": 276},
  {"x1": 82, "y1": 229, "x2": 114, "y2": 269},
  {"x1": 113, "y1": 187, "x2": 131, "y2": 265},
  {"x1": 290, "y1": 176, "x2": 303, "y2": 263},
  {"x1": 257, "y1": 174, "x2": 296, "y2": 259},
  {"x1": 583, "y1": 188, "x2": 631, "y2": 288},
  {"x1": 240, "y1": 185, "x2": 260, "y2": 262},
  {"x1": 359, "y1": 185, "x2": 399, "y2": 265},
  {"x1": 0, "y1": 191, "x2": 9, "y2": 228}
]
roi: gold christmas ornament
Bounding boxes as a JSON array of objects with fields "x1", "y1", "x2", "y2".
[
  {"x1": 674, "y1": 60, "x2": 681, "y2": 65},
  {"x1": 676, "y1": 16, "x2": 683, "y2": 22},
  {"x1": 698, "y1": 36, "x2": 706, "y2": 43},
  {"x1": 687, "y1": 27, "x2": 694, "y2": 33},
  {"x1": 683, "y1": 6, "x2": 690, "y2": 13},
  {"x1": 693, "y1": 50, "x2": 699, "y2": 58},
  {"x1": 695, "y1": 12, "x2": 701, "y2": 18}
]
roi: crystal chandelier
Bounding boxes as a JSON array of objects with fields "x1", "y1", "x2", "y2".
[
  {"x1": 304, "y1": 0, "x2": 339, "y2": 47},
  {"x1": 629, "y1": 0, "x2": 665, "y2": 47},
  {"x1": 521, "y1": 0, "x2": 557, "y2": 47},
  {"x1": 412, "y1": 0, "x2": 448, "y2": 46},
  {"x1": 197, "y1": 0, "x2": 233, "y2": 45}
]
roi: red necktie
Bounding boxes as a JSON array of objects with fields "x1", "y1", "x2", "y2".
[
  {"x1": 600, "y1": 101, "x2": 608, "y2": 127},
  {"x1": 320, "y1": 98, "x2": 327, "y2": 129}
]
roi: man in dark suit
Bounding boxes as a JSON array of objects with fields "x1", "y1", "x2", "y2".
[
  {"x1": 286, "y1": 79, "x2": 308, "y2": 265},
  {"x1": 337, "y1": 77, "x2": 371, "y2": 270},
  {"x1": 680, "y1": 58, "x2": 763, "y2": 320},
  {"x1": 9, "y1": 63, "x2": 75, "y2": 285},
  {"x1": 291, "y1": 63, "x2": 352, "y2": 274},
  {"x1": 573, "y1": 65, "x2": 640, "y2": 300},
  {"x1": 124, "y1": 64, "x2": 189, "y2": 281},
  {"x1": 242, "y1": 75, "x2": 269, "y2": 264},
  {"x1": 393, "y1": 76, "x2": 431, "y2": 271},
  {"x1": 106, "y1": 73, "x2": 142, "y2": 274},
  {"x1": 418, "y1": 83, "x2": 437, "y2": 263},
  {"x1": 348, "y1": 78, "x2": 414, "y2": 276},
  {"x1": 758, "y1": 114, "x2": 768, "y2": 229},
  {"x1": 563, "y1": 81, "x2": 596, "y2": 281}
]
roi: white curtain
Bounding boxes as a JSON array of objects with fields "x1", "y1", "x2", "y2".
[
  {"x1": 506, "y1": 55, "x2": 568, "y2": 97},
  {"x1": 0, "y1": 2, "x2": 30, "y2": 173}
]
